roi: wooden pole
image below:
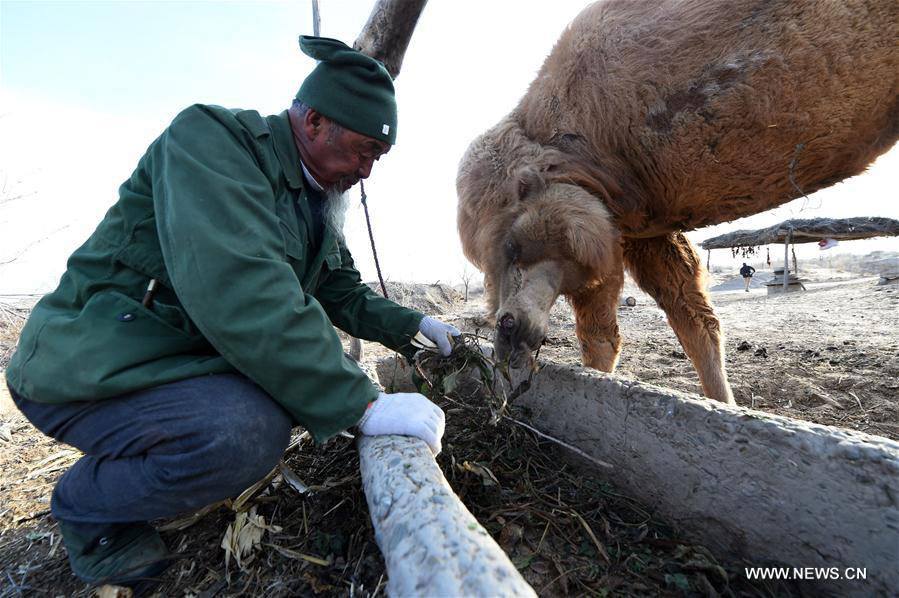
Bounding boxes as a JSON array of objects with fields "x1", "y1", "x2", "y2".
[
  {"x1": 311, "y1": 0, "x2": 321, "y2": 36},
  {"x1": 706, "y1": 249, "x2": 711, "y2": 271},
  {"x1": 792, "y1": 246, "x2": 798, "y2": 275},
  {"x1": 783, "y1": 229, "x2": 792, "y2": 291}
]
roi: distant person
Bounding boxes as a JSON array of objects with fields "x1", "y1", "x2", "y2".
[
  {"x1": 740, "y1": 262, "x2": 756, "y2": 292},
  {"x1": 5, "y1": 37, "x2": 459, "y2": 590}
]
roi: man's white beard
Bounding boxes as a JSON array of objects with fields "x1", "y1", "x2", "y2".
[{"x1": 323, "y1": 188, "x2": 350, "y2": 236}]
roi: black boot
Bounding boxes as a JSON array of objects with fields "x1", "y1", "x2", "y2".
[{"x1": 58, "y1": 520, "x2": 172, "y2": 592}]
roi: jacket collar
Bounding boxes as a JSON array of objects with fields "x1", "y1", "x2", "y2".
[
  {"x1": 267, "y1": 111, "x2": 339, "y2": 283},
  {"x1": 300, "y1": 161, "x2": 325, "y2": 192},
  {"x1": 268, "y1": 110, "x2": 304, "y2": 191}
]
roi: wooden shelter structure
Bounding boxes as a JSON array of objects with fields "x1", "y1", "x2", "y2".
[{"x1": 700, "y1": 217, "x2": 899, "y2": 292}]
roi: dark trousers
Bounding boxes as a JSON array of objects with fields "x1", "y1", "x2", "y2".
[{"x1": 10, "y1": 374, "x2": 292, "y2": 524}]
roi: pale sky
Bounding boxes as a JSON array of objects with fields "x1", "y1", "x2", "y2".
[{"x1": 1, "y1": 0, "x2": 897, "y2": 295}]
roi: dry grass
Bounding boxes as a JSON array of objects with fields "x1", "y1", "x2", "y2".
[{"x1": 0, "y1": 300, "x2": 29, "y2": 371}]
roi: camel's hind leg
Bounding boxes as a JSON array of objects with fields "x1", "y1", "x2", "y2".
[
  {"x1": 569, "y1": 262, "x2": 624, "y2": 372},
  {"x1": 623, "y1": 233, "x2": 735, "y2": 404}
]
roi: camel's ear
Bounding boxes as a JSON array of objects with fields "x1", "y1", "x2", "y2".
[
  {"x1": 508, "y1": 165, "x2": 549, "y2": 201},
  {"x1": 545, "y1": 184, "x2": 620, "y2": 276},
  {"x1": 509, "y1": 148, "x2": 572, "y2": 201}
]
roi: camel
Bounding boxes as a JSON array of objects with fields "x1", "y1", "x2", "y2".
[{"x1": 456, "y1": 0, "x2": 898, "y2": 404}]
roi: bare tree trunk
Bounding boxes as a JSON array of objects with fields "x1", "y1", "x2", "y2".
[{"x1": 354, "y1": 0, "x2": 428, "y2": 79}]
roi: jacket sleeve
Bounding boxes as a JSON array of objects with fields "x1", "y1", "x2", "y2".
[
  {"x1": 151, "y1": 105, "x2": 377, "y2": 442},
  {"x1": 315, "y1": 242, "x2": 425, "y2": 360}
]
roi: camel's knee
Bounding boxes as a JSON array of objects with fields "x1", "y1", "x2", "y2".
[
  {"x1": 679, "y1": 309, "x2": 723, "y2": 350},
  {"x1": 570, "y1": 281, "x2": 622, "y2": 372},
  {"x1": 579, "y1": 332, "x2": 621, "y2": 372}
]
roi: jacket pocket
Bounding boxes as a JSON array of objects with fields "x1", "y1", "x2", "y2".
[
  {"x1": 308, "y1": 246, "x2": 344, "y2": 295},
  {"x1": 18, "y1": 291, "x2": 211, "y2": 402},
  {"x1": 280, "y1": 221, "x2": 306, "y2": 261},
  {"x1": 112, "y1": 216, "x2": 173, "y2": 288},
  {"x1": 323, "y1": 247, "x2": 342, "y2": 271}
]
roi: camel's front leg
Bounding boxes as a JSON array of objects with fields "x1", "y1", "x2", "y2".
[
  {"x1": 623, "y1": 233, "x2": 735, "y2": 404},
  {"x1": 569, "y1": 264, "x2": 624, "y2": 372}
]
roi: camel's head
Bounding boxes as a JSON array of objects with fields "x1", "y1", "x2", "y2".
[{"x1": 457, "y1": 120, "x2": 621, "y2": 368}]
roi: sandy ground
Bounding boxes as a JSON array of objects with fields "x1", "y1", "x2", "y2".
[
  {"x1": 1, "y1": 267, "x2": 896, "y2": 596},
  {"x1": 580, "y1": 269, "x2": 897, "y2": 440},
  {"x1": 0, "y1": 387, "x2": 14, "y2": 417}
]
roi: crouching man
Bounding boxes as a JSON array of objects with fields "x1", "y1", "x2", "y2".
[{"x1": 5, "y1": 36, "x2": 458, "y2": 590}]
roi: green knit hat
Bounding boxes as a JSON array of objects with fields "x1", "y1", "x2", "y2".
[{"x1": 296, "y1": 36, "x2": 397, "y2": 145}]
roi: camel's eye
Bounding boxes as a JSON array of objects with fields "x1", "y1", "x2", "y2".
[{"x1": 505, "y1": 239, "x2": 521, "y2": 263}]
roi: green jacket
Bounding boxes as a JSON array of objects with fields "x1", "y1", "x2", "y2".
[{"x1": 6, "y1": 104, "x2": 424, "y2": 442}]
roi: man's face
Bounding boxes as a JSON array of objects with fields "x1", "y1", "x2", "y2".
[{"x1": 301, "y1": 111, "x2": 391, "y2": 192}]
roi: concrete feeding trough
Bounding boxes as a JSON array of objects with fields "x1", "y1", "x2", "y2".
[{"x1": 375, "y1": 355, "x2": 899, "y2": 597}]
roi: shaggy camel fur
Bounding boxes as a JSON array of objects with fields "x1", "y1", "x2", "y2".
[{"x1": 457, "y1": 0, "x2": 898, "y2": 403}]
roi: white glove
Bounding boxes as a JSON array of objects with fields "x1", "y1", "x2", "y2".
[
  {"x1": 358, "y1": 392, "x2": 446, "y2": 455},
  {"x1": 417, "y1": 316, "x2": 461, "y2": 356}
]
